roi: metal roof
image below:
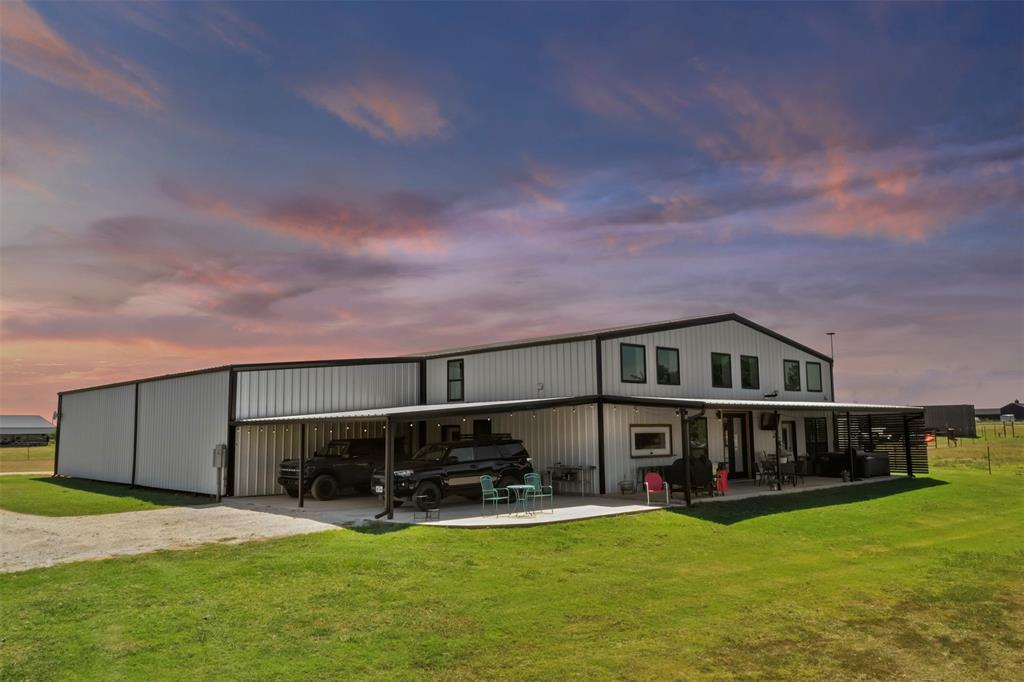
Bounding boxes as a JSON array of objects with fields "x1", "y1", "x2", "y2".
[
  {"x1": 234, "y1": 395, "x2": 598, "y2": 425},
  {"x1": 615, "y1": 396, "x2": 922, "y2": 414},
  {"x1": 0, "y1": 415, "x2": 56, "y2": 434}
]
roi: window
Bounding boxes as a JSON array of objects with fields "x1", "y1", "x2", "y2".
[
  {"x1": 740, "y1": 355, "x2": 759, "y2": 390},
  {"x1": 447, "y1": 359, "x2": 464, "y2": 401},
  {"x1": 711, "y1": 353, "x2": 732, "y2": 388},
  {"x1": 688, "y1": 418, "x2": 708, "y2": 458},
  {"x1": 620, "y1": 343, "x2": 647, "y2": 383},
  {"x1": 784, "y1": 360, "x2": 801, "y2": 391},
  {"x1": 806, "y1": 362, "x2": 823, "y2": 392},
  {"x1": 804, "y1": 417, "x2": 829, "y2": 454},
  {"x1": 447, "y1": 446, "x2": 475, "y2": 463},
  {"x1": 629, "y1": 424, "x2": 673, "y2": 457},
  {"x1": 656, "y1": 347, "x2": 680, "y2": 385},
  {"x1": 473, "y1": 445, "x2": 500, "y2": 461},
  {"x1": 498, "y1": 442, "x2": 526, "y2": 458}
]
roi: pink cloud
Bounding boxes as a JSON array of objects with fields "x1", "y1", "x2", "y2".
[{"x1": 0, "y1": 1, "x2": 162, "y2": 110}]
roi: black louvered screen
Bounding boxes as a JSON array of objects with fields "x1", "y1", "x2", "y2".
[{"x1": 836, "y1": 413, "x2": 928, "y2": 475}]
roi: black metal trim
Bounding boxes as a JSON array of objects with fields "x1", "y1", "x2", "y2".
[
  {"x1": 53, "y1": 393, "x2": 62, "y2": 476},
  {"x1": 806, "y1": 361, "x2": 823, "y2": 392},
  {"x1": 225, "y1": 370, "x2": 237, "y2": 496},
  {"x1": 740, "y1": 355, "x2": 760, "y2": 390},
  {"x1": 783, "y1": 359, "x2": 802, "y2": 392},
  {"x1": 711, "y1": 352, "x2": 733, "y2": 389},
  {"x1": 679, "y1": 410, "x2": 692, "y2": 507},
  {"x1": 619, "y1": 343, "x2": 647, "y2": 384},
  {"x1": 58, "y1": 365, "x2": 235, "y2": 396},
  {"x1": 130, "y1": 383, "x2": 140, "y2": 487},
  {"x1": 596, "y1": 339, "x2": 606, "y2": 494},
  {"x1": 828, "y1": 361, "x2": 836, "y2": 401},
  {"x1": 446, "y1": 358, "x2": 465, "y2": 402},
  {"x1": 655, "y1": 346, "x2": 681, "y2": 386}
]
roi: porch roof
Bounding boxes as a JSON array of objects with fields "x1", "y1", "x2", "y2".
[
  {"x1": 612, "y1": 396, "x2": 922, "y2": 414},
  {"x1": 233, "y1": 395, "x2": 598, "y2": 425}
]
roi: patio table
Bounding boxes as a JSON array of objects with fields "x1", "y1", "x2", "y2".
[{"x1": 506, "y1": 484, "x2": 535, "y2": 517}]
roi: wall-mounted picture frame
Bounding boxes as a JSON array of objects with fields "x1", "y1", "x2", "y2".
[{"x1": 629, "y1": 424, "x2": 673, "y2": 458}]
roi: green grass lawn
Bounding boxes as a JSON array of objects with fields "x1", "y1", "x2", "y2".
[
  {"x1": 0, "y1": 475, "x2": 212, "y2": 516},
  {"x1": 0, "y1": 442, "x2": 54, "y2": 473},
  {"x1": 2, "y1": 439, "x2": 1022, "y2": 680}
]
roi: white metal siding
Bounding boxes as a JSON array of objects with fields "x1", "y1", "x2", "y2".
[
  {"x1": 57, "y1": 385, "x2": 135, "y2": 483},
  {"x1": 135, "y1": 371, "x2": 229, "y2": 495},
  {"x1": 602, "y1": 404, "x2": 685, "y2": 490},
  {"x1": 428, "y1": 403, "x2": 600, "y2": 493},
  {"x1": 425, "y1": 341, "x2": 597, "y2": 404},
  {"x1": 235, "y1": 363, "x2": 420, "y2": 420},
  {"x1": 233, "y1": 419, "x2": 388, "y2": 497},
  {"x1": 602, "y1": 320, "x2": 833, "y2": 401}
]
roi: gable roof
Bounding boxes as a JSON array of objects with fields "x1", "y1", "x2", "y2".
[{"x1": 0, "y1": 415, "x2": 55, "y2": 434}]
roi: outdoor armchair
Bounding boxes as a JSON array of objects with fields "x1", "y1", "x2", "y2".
[
  {"x1": 479, "y1": 475, "x2": 510, "y2": 515},
  {"x1": 644, "y1": 472, "x2": 670, "y2": 506},
  {"x1": 524, "y1": 472, "x2": 554, "y2": 514}
]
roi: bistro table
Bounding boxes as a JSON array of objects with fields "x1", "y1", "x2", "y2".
[{"x1": 506, "y1": 484, "x2": 535, "y2": 517}]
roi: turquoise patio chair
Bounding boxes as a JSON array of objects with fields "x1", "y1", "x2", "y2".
[
  {"x1": 480, "y1": 475, "x2": 510, "y2": 515},
  {"x1": 524, "y1": 472, "x2": 554, "y2": 514}
]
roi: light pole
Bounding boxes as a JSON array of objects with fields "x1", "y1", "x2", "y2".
[
  {"x1": 826, "y1": 332, "x2": 836, "y2": 403},
  {"x1": 826, "y1": 331, "x2": 835, "y2": 359}
]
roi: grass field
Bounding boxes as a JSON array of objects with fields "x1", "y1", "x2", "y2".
[
  {"x1": 0, "y1": 442, "x2": 54, "y2": 473},
  {"x1": 0, "y1": 475, "x2": 212, "y2": 516},
  {"x1": 1, "y1": 439, "x2": 1022, "y2": 680}
]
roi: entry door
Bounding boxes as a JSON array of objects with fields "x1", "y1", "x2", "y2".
[
  {"x1": 781, "y1": 421, "x2": 797, "y2": 455},
  {"x1": 723, "y1": 413, "x2": 750, "y2": 477},
  {"x1": 441, "y1": 425, "x2": 461, "y2": 441}
]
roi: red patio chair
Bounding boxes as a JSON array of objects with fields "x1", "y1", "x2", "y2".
[
  {"x1": 644, "y1": 472, "x2": 670, "y2": 505},
  {"x1": 716, "y1": 468, "x2": 729, "y2": 495}
]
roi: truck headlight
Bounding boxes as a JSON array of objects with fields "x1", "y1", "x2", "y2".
[{"x1": 393, "y1": 469, "x2": 414, "y2": 477}]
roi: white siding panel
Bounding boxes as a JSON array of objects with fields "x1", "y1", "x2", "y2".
[
  {"x1": 427, "y1": 404, "x2": 600, "y2": 493},
  {"x1": 135, "y1": 371, "x2": 229, "y2": 495},
  {"x1": 602, "y1": 320, "x2": 833, "y2": 401},
  {"x1": 602, "y1": 404, "x2": 686, "y2": 491},
  {"x1": 425, "y1": 341, "x2": 597, "y2": 404},
  {"x1": 57, "y1": 385, "x2": 135, "y2": 483},
  {"x1": 235, "y1": 363, "x2": 420, "y2": 420}
]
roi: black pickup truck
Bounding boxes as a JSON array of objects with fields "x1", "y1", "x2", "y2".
[{"x1": 278, "y1": 438, "x2": 404, "y2": 501}]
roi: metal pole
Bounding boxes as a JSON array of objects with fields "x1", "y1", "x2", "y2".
[
  {"x1": 847, "y1": 411, "x2": 854, "y2": 481},
  {"x1": 774, "y1": 411, "x2": 782, "y2": 491},
  {"x1": 385, "y1": 417, "x2": 394, "y2": 520},
  {"x1": 903, "y1": 416, "x2": 913, "y2": 478},
  {"x1": 679, "y1": 410, "x2": 692, "y2": 508},
  {"x1": 298, "y1": 423, "x2": 306, "y2": 509},
  {"x1": 987, "y1": 444, "x2": 992, "y2": 474}
]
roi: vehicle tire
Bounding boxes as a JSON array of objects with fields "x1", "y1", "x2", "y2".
[
  {"x1": 283, "y1": 485, "x2": 299, "y2": 498},
  {"x1": 497, "y1": 473, "x2": 521, "y2": 489},
  {"x1": 413, "y1": 481, "x2": 442, "y2": 511},
  {"x1": 311, "y1": 475, "x2": 339, "y2": 501}
]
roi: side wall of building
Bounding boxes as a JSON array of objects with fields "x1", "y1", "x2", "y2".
[
  {"x1": 601, "y1": 320, "x2": 833, "y2": 401},
  {"x1": 235, "y1": 363, "x2": 421, "y2": 420},
  {"x1": 56, "y1": 384, "x2": 136, "y2": 483},
  {"x1": 424, "y1": 341, "x2": 597, "y2": 404},
  {"x1": 134, "y1": 371, "x2": 230, "y2": 495}
]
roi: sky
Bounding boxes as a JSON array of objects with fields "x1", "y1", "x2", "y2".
[{"x1": 1, "y1": 1, "x2": 1022, "y2": 419}]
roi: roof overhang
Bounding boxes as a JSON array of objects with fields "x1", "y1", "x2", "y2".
[
  {"x1": 233, "y1": 395, "x2": 599, "y2": 426},
  {"x1": 606, "y1": 395, "x2": 922, "y2": 414}
]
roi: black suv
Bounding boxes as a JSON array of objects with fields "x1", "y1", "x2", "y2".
[
  {"x1": 278, "y1": 438, "x2": 405, "y2": 501},
  {"x1": 372, "y1": 436, "x2": 533, "y2": 510}
]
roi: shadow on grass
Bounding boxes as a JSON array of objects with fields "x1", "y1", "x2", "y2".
[
  {"x1": 30, "y1": 475, "x2": 214, "y2": 506},
  {"x1": 673, "y1": 477, "x2": 948, "y2": 525}
]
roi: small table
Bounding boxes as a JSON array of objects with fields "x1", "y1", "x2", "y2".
[
  {"x1": 506, "y1": 484, "x2": 535, "y2": 517},
  {"x1": 413, "y1": 495, "x2": 440, "y2": 521}
]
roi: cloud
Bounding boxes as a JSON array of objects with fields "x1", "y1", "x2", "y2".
[
  {"x1": 297, "y1": 75, "x2": 449, "y2": 141},
  {"x1": 158, "y1": 178, "x2": 448, "y2": 253},
  {"x1": 198, "y1": 3, "x2": 270, "y2": 57},
  {"x1": 0, "y1": 1, "x2": 162, "y2": 110}
]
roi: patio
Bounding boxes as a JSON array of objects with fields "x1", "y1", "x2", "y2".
[{"x1": 224, "y1": 474, "x2": 901, "y2": 528}]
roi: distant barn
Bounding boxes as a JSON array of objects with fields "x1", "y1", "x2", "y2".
[
  {"x1": 0, "y1": 415, "x2": 56, "y2": 447},
  {"x1": 920, "y1": 405, "x2": 976, "y2": 438},
  {"x1": 1001, "y1": 400, "x2": 1024, "y2": 421}
]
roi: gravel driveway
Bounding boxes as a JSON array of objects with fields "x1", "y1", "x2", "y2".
[{"x1": 0, "y1": 505, "x2": 341, "y2": 573}]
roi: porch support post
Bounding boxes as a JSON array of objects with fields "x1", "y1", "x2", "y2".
[
  {"x1": 298, "y1": 422, "x2": 306, "y2": 509},
  {"x1": 679, "y1": 410, "x2": 692, "y2": 508},
  {"x1": 903, "y1": 415, "x2": 914, "y2": 478},
  {"x1": 846, "y1": 411, "x2": 854, "y2": 482},
  {"x1": 385, "y1": 417, "x2": 395, "y2": 519},
  {"x1": 774, "y1": 410, "x2": 782, "y2": 491}
]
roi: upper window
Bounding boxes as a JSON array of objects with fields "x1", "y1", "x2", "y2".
[
  {"x1": 447, "y1": 359, "x2": 464, "y2": 401},
  {"x1": 711, "y1": 353, "x2": 732, "y2": 388},
  {"x1": 740, "y1": 355, "x2": 759, "y2": 390},
  {"x1": 806, "y1": 362, "x2": 823, "y2": 392},
  {"x1": 656, "y1": 347, "x2": 680, "y2": 385},
  {"x1": 784, "y1": 360, "x2": 801, "y2": 391},
  {"x1": 620, "y1": 343, "x2": 647, "y2": 383}
]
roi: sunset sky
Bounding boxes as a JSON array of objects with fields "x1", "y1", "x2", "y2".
[{"x1": 1, "y1": 1, "x2": 1022, "y2": 419}]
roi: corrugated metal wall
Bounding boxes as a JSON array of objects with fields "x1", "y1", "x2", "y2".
[
  {"x1": 424, "y1": 341, "x2": 597, "y2": 403},
  {"x1": 601, "y1": 320, "x2": 834, "y2": 401},
  {"x1": 57, "y1": 385, "x2": 135, "y2": 483},
  {"x1": 428, "y1": 404, "x2": 600, "y2": 493},
  {"x1": 235, "y1": 363, "x2": 420, "y2": 419},
  {"x1": 135, "y1": 371, "x2": 230, "y2": 495},
  {"x1": 602, "y1": 404, "x2": 686, "y2": 490}
]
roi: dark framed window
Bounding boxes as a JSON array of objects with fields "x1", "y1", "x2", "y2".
[
  {"x1": 784, "y1": 359, "x2": 801, "y2": 391},
  {"x1": 656, "y1": 347, "x2": 680, "y2": 385},
  {"x1": 740, "y1": 355, "x2": 759, "y2": 390},
  {"x1": 806, "y1": 362, "x2": 822, "y2": 392},
  {"x1": 620, "y1": 343, "x2": 647, "y2": 383},
  {"x1": 805, "y1": 417, "x2": 828, "y2": 455},
  {"x1": 711, "y1": 353, "x2": 732, "y2": 388},
  {"x1": 688, "y1": 418, "x2": 708, "y2": 458},
  {"x1": 447, "y1": 359, "x2": 464, "y2": 401}
]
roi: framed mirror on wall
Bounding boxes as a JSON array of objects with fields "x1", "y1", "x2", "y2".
[{"x1": 630, "y1": 424, "x2": 673, "y2": 457}]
